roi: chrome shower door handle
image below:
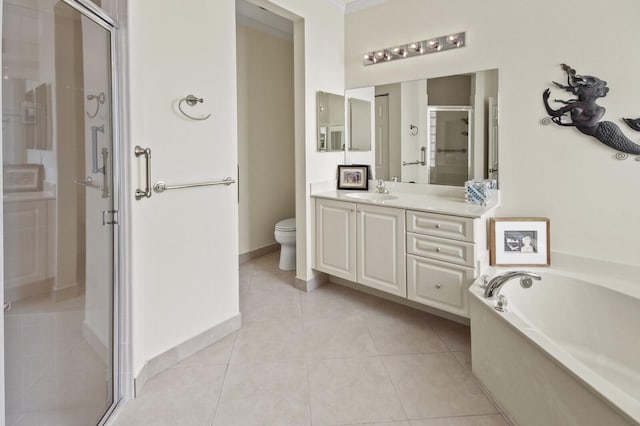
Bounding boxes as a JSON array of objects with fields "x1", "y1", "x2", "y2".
[
  {"x1": 91, "y1": 125, "x2": 105, "y2": 173},
  {"x1": 101, "y1": 148, "x2": 110, "y2": 199},
  {"x1": 135, "y1": 145, "x2": 152, "y2": 200}
]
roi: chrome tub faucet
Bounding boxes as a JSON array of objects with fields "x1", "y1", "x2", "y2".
[{"x1": 483, "y1": 271, "x2": 542, "y2": 298}]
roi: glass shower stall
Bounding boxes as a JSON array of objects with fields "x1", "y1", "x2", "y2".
[{"x1": 2, "y1": 0, "x2": 121, "y2": 424}]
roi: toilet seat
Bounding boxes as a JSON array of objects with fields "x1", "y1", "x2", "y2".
[{"x1": 275, "y1": 218, "x2": 296, "y2": 232}]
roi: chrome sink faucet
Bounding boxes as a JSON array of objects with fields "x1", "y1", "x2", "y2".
[
  {"x1": 483, "y1": 271, "x2": 541, "y2": 298},
  {"x1": 376, "y1": 179, "x2": 389, "y2": 194}
]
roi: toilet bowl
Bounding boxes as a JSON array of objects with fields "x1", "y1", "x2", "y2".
[{"x1": 274, "y1": 218, "x2": 296, "y2": 271}]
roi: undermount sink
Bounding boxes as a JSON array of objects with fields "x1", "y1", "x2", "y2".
[{"x1": 345, "y1": 192, "x2": 398, "y2": 201}]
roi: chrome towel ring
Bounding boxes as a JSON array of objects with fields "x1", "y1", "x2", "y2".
[
  {"x1": 178, "y1": 94, "x2": 212, "y2": 121},
  {"x1": 86, "y1": 92, "x2": 105, "y2": 118}
]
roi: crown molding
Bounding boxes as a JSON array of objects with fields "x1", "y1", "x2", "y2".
[{"x1": 345, "y1": 0, "x2": 388, "y2": 14}]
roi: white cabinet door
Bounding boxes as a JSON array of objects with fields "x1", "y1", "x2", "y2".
[
  {"x1": 3, "y1": 200, "x2": 48, "y2": 291},
  {"x1": 315, "y1": 198, "x2": 356, "y2": 281},
  {"x1": 357, "y1": 204, "x2": 406, "y2": 297}
]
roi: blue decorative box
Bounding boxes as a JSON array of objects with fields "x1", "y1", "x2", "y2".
[{"x1": 464, "y1": 179, "x2": 494, "y2": 205}]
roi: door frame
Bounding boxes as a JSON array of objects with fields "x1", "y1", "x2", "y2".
[{"x1": 60, "y1": 1, "x2": 129, "y2": 423}]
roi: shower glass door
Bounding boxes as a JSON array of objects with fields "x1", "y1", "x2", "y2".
[{"x1": 2, "y1": 0, "x2": 118, "y2": 424}]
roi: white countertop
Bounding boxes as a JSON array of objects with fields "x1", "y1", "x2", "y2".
[
  {"x1": 312, "y1": 189, "x2": 499, "y2": 218},
  {"x1": 3, "y1": 191, "x2": 55, "y2": 203}
]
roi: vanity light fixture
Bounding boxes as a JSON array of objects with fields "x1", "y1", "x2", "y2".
[{"x1": 363, "y1": 31, "x2": 466, "y2": 66}]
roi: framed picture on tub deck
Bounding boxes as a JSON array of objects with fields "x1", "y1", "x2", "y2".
[
  {"x1": 337, "y1": 164, "x2": 369, "y2": 190},
  {"x1": 490, "y1": 218, "x2": 551, "y2": 266}
]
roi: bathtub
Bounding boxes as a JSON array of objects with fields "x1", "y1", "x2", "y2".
[{"x1": 469, "y1": 271, "x2": 640, "y2": 426}]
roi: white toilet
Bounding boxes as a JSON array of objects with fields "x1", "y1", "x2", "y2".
[{"x1": 274, "y1": 218, "x2": 296, "y2": 271}]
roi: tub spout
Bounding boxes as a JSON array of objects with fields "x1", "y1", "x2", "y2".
[{"x1": 484, "y1": 271, "x2": 541, "y2": 298}]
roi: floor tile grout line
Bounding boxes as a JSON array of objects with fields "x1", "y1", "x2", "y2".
[
  {"x1": 378, "y1": 353, "x2": 411, "y2": 423},
  {"x1": 207, "y1": 321, "x2": 240, "y2": 426},
  {"x1": 208, "y1": 362, "x2": 230, "y2": 426},
  {"x1": 302, "y1": 353, "x2": 315, "y2": 426}
]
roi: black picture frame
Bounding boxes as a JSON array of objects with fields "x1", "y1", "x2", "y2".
[{"x1": 337, "y1": 165, "x2": 369, "y2": 190}]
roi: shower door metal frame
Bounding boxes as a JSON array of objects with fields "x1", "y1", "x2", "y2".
[{"x1": 58, "y1": 1, "x2": 126, "y2": 424}]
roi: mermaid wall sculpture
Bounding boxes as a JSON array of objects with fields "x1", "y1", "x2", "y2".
[{"x1": 542, "y1": 64, "x2": 640, "y2": 156}]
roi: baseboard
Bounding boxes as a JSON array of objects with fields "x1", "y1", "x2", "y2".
[
  {"x1": 239, "y1": 243, "x2": 279, "y2": 264},
  {"x1": 51, "y1": 283, "x2": 82, "y2": 302},
  {"x1": 83, "y1": 321, "x2": 109, "y2": 365},
  {"x1": 330, "y1": 276, "x2": 469, "y2": 326},
  {"x1": 4, "y1": 278, "x2": 53, "y2": 303},
  {"x1": 295, "y1": 272, "x2": 328, "y2": 292},
  {"x1": 134, "y1": 313, "x2": 241, "y2": 396}
]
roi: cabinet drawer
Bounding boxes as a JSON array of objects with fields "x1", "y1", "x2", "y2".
[
  {"x1": 407, "y1": 233, "x2": 475, "y2": 267},
  {"x1": 406, "y1": 210, "x2": 474, "y2": 242},
  {"x1": 407, "y1": 255, "x2": 474, "y2": 317}
]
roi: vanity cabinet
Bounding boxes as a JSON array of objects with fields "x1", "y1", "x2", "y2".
[
  {"x1": 3, "y1": 199, "x2": 48, "y2": 289},
  {"x1": 406, "y1": 210, "x2": 476, "y2": 316},
  {"x1": 315, "y1": 198, "x2": 356, "y2": 281},
  {"x1": 315, "y1": 199, "x2": 405, "y2": 295},
  {"x1": 314, "y1": 193, "x2": 492, "y2": 318},
  {"x1": 356, "y1": 204, "x2": 405, "y2": 297}
]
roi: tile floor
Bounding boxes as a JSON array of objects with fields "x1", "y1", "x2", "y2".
[
  {"x1": 111, "y1": 252, "x2": 510, "y2": 426},
  {"x1": 5, "y1": 294, "x2": 111, "y2": 426}
]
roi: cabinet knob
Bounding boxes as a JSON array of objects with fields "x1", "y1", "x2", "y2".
[
  {"x1": 435, "y1": 247, "x2": 441, "y2": 253},
  {"x1": 435, "y1": 283, "x2": 442, "y2": 289},
  {"x1": 435, "y1": 224, "x2": 441, "y2": 229}
]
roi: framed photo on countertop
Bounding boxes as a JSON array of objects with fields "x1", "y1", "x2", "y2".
[{"x1": 337, "y1": 165, "x2": 369, "y2": 190}]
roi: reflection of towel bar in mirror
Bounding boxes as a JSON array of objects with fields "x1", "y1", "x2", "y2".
[
  {"x1": 402, "y1": 146, "x2": 426, "y2": 166},
  {"x1": 74, "y1": 176, "x2": 108, "y2": 199},
  {"x1": 154, "y1": 177, "x2": 235, "y2": 193},
  {"x1": 437, "y1": 148, "x2": 467, "y2": 153},
  {"x1": 178, "y1": 94, "x2": 212, "y2": 121}
]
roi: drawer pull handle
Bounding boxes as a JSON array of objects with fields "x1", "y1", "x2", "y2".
[
  {"x1": 435, "y1": 283, "x2": 442, "y2": 289},
  {"x1": 435, "y1": 247, "x2": 441, "y2": 253},
  {"x1": 435, "y1": 224, "x2": 441, "y2": 229}
]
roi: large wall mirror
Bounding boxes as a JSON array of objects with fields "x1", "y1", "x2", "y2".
[
  {"x1": 316, "y1": 91, "x2": 345, "y2": 152},
  {"x1": 345, "y1": 69, "x2": 499, "y2": 187}
]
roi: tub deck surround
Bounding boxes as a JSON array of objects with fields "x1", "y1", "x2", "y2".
[{"x1": 469, "y1": 271, "x2": 640, "y2": 426}]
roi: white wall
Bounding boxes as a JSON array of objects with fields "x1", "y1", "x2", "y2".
[
  {"x1": 346, "y1": 0, "x2": 640, "y2": 267},
  {"x1": 236, "y1": 23, "x2": 295, "y2": 255},
  {"x1": 126, "y1": 0, "x2": 345, "y2": 375},
  {"x1": 128, "y1": 0, "x2": 239, "y2": 375},
  {"x1": 246, "y1": 0, "x2": 345, "y2": 281}
]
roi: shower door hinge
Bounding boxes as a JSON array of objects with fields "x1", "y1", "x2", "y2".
[{"x1": 102, "y1": 210, "x2": 118, "y2": 226}]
